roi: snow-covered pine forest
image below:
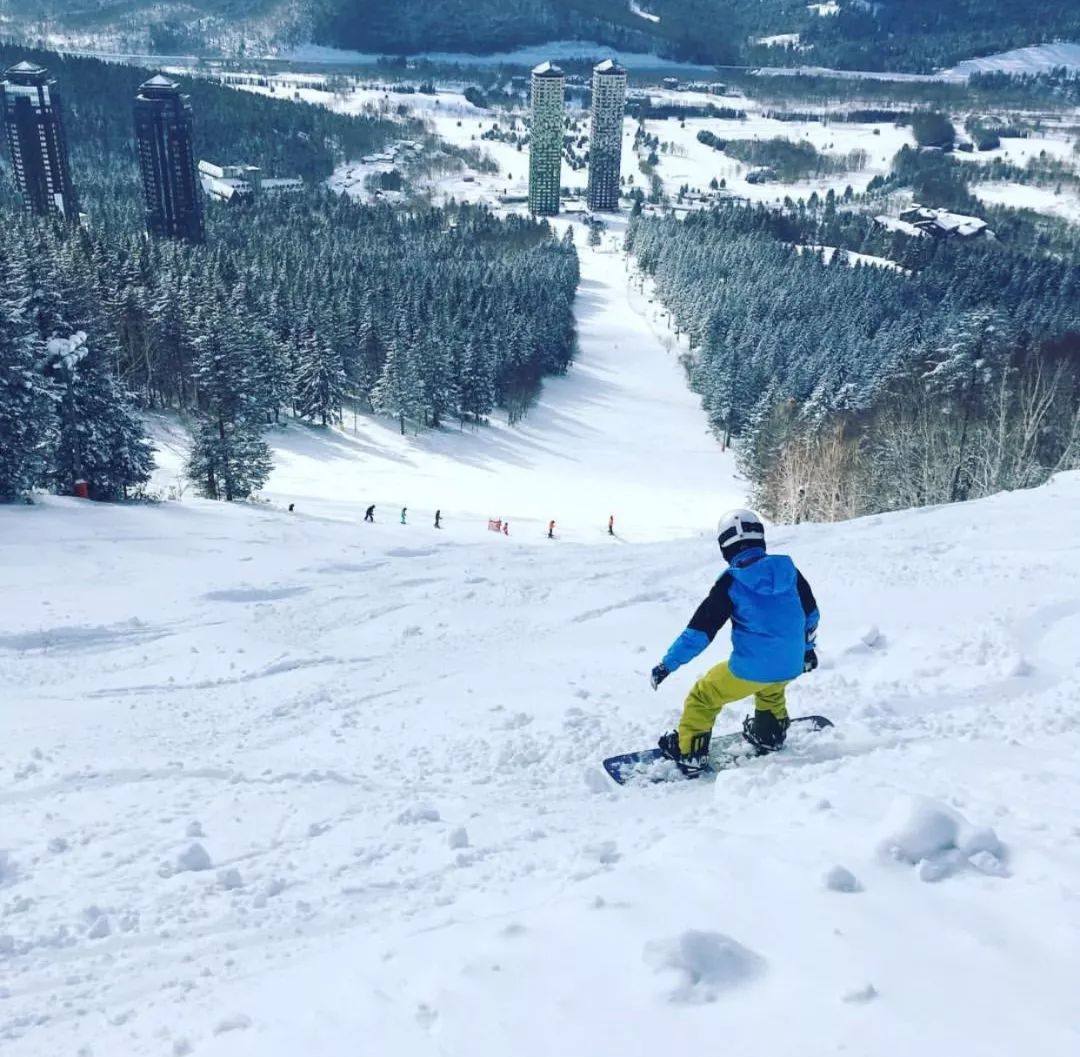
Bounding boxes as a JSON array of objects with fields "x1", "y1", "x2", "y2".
[
  {"x1": 0, "y1": 44, "x2": 580, "y2": 506},
  {"x1": 629, "y1": 202, "x2": 1080, "y2": 522}
]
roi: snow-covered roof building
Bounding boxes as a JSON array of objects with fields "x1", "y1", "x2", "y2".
[{"x1": 896, "y1": 205, "x2": 991, "y2": 239}]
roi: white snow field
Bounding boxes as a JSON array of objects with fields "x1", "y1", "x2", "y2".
[{"x1": 5, "y1": 451, "x2": 1080, "y2": 1055}]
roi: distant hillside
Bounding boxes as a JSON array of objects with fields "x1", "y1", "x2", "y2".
[
  {"x1": 5, "y1": 0, "x2": 1080, "y2": 72},
  {"x1": 311, "y1": 0, "x2": 1080, "y2": 72}
]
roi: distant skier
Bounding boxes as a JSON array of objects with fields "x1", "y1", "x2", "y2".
[
  {"x1": 548, "y1": 520, "x2": 555, "y2": 540},
  {"x1": 400, "y1": 507, "x2": 407, "y2": 525},
  {"x1": 649, "y1": 509, "x2": 819, "y2": 774},
  {"x1": 434, "y1": 509, "x2": 442, "y2": 529},
  {"x1": 503, "y1": 520, "x2": 509, "y2": 536},
  {"x1": 608, "y1": 514, "x2": 615, "y2": 536},
  {"x1": 364, "y1": 505, "x2": 375, "y2": 523},
  {"x1": 288, "y1": 503, "x2": 295, "y2": 513}
]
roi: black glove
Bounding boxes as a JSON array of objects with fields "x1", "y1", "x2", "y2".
[
  {"x1": 804, "y1": 649, "x2": 818, "y2": 673},
  {"x1": 650, "y1": 663, "x2": 670, "y2": 690}
]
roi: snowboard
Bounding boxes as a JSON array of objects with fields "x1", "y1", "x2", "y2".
[{"x1": 602, "y1": 715, "x2": 834, "y2": 786}]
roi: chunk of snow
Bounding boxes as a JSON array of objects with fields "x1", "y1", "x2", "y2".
[
  {"x1": 0, "y1": 850, "x2": 18, "y2": 886},
  {"x1": 448, "y1": 826, "x2": 469, "y2": 849},
  {"x1": 185, "y1": 821, "x2": 204, "y2": 838},
  {"x1": 218, "y1": 868, "x2": 244, "y2": 891},
  {"x1": 644, "y1": 930, "x2": 765, "y2": 1003},
  {"x1": 584, "y1": 840, "x2": 621, "y2": 865},
  {"x1": 584, "y1": 766, "x2": 610, "y2": 793},
  {"x1": 879, "y1": 796, "x2": 1007, "y2": 881},
  {"x1": 176, "y1": 843, "x2": 213, "y2": 873},
  {"x1": 824, "y1": 865, "x2": 862, "y2": 893},
  {"x1": 213, "y1": 1013, "x2": 252, "y2": 1034},
  {"x1": 397, "y1": 805, "x2": 441, "y2": 824},
  {"x1": 842, "y1": 983, "x2": 879, "y2": 1004}
]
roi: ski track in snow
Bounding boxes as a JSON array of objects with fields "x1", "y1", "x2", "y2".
[{"x1": 4, "y1": 251, "x2": 1080, "y2": 1054}]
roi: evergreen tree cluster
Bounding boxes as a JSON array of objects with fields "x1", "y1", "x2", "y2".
[
  {"x1": 0, "y1": 220, "x2": 153, "y2": 503},
  {"x1": 628, "y1": 203, "x2": 1080, "y2": 518},
  {"x1": 0, "y1": 196, "x2": 579, "y2": 501}
]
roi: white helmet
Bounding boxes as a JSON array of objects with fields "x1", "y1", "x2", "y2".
[{"x1": 717, "y1": 509, "x2": 766, "y2": 556}]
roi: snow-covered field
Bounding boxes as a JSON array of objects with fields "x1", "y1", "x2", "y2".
[
  {"x1": 972, "y1": 181, "x2": 1080, "y2": 224},
  {"x1": 5, "y1": 452, "x2": 1080, "y2": 1055},
  {"x1": 237, "y1": 75, "x2": 916, "y2": 209},
  {"x1": 947, "y1": 41, "x2": 1080, "y2": 79}
]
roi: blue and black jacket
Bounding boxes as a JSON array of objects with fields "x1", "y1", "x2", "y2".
[{"x1": 662, "y1": 547, "x2": 819, "y2": 684}]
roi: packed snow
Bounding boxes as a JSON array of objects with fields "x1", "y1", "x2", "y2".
[{"x1": 5, "y1": 458, "x2": 1080, "y2": 1055}]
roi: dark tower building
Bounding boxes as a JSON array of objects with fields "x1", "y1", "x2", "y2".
[
  {"x1": 134, "y1": 74, "x2": 205, "y2": 243},
  {"x1": 528, "y1": 61, "x2": 565, "y2": 216},
  {"x1": 586, "y1": 59, "x2": 627, "y2": 213},
  {"x1": 1, "y1": 61, "x2": 80, "y2": 221}
]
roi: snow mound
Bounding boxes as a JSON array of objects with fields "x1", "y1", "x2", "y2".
[
  {"x1": 0, "y1": 850, "x2": 17, "y2": 886},
  {"x1": 878, "y1": 795, "x2": 1007, "y2": 881},
  {"x1": 823, "y1": 865, "x2": 861, "y2": 893},
  {"x1": 176, "y1": 842, "x2": 213, "y2": 873},
  {"x1": 644, "y1": 930, "x2": 765, "y2": 1003}
]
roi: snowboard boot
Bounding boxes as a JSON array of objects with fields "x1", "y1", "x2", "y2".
[
  {"x1": 742, "y1": 710, "x2": 790, "y2": 755},
  {"x1": 658, "y1": 730, "x2": 712, "y2": 777}
]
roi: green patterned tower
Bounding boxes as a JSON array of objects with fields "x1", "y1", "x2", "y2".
[
  {"x1": 529, "y1": 61, "x2": 565, "y2": 216},
  {"x1": 587, "y1": 59, "x2": 627, "y2": 212}
]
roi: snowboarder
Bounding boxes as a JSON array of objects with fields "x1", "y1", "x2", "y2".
[
  {"x1": 364, "y1": 505, "x2": 375, "y2": 523},
  {"x1": 288, "y1": 503, "x2": 295, "y2": 513},
  {"x1": 649, "y1": 509, "x2": 819, "y2": 774},
  {"x1": 608, "y1": 514, "x2": 615, "y2": 536},
  {"x1": 547, "y1": 520, "x2": 555, "y2": 540},
  {"x1": 400, "y1": 507, "x2": 407, "y2": 525},
  {"x1": 434, "y1": 509, "x2": 442, "y2": 529}
]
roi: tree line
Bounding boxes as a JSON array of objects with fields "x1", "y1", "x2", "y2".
[
  {"x1": 627, "y1": 201, "x2": 1080, "y2": 522},
  {"x1": 0, "y1": 46, "x2": 579, "y2": 504},
  {"x1": 0, "y1": 196, "x2": 579, "y2": 503}
]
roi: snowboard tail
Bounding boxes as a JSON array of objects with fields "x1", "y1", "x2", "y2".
[{"x1": 602, "y1": 715, "x2": 833, "y2": 786}]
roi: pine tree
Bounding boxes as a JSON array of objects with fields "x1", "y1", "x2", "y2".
[
  {"x1": 45, "y1": 331, "x2": 154, "y2": 501},
  {"x1": 0, "y1": 249, "x2": 52, "y2": 502},
  {"x1": 458, "y1": 338, "x2": 496, "y2": 424},
  {"x1": 371, "y1": 336, "x2": 423, "y2": 435},
  {"x1": 185, "y1": 306, "x2": 273, "y2": 501},
  {"x1": 295, "y1": 332, "x2": 347, "y2": 427}
]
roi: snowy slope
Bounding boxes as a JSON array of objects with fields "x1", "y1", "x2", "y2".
[
  {"x1": 150, "y1": 237, "x2": 744, "y2": 543},
  {"x1": 4, "y1": 465, "x2": 1080, "y2": 1056}
]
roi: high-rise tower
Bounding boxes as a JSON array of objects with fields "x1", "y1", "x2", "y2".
[
  {"x1": 1, "y1": 61, "x2": 80, "y2": 221},
  {"x1": 528, "y1": 61, "x2": 565, "y2": 217},
  {"x1": 586, "y1": 59, "x2": 627, "y2": 213},
  {"x1": 134, "y1": 74, "x2": 205, "y2": 243}
]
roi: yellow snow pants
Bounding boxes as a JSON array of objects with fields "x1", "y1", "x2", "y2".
[{"x1": 678, "y1": 661, "x2": 790, "y2": 754}]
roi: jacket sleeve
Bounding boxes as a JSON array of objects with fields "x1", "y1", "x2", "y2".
[
  {"x1": 662, "y1": 574, "x2": 734, "y2": 672},
  {"x1": 796, "y1": 570, "x2": 819, "y2": 646}
]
